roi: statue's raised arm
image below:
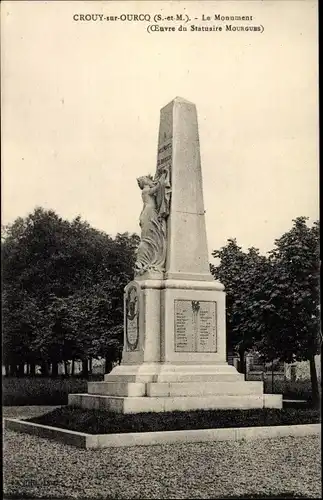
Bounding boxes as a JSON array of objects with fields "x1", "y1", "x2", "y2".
[{"x1": 154, "y1": 166, "x2": 171, "y2": 220}]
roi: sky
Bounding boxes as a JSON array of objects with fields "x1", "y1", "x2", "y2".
[{"x1": 1, "y1": 0, "x2": 319, "y2": 260}]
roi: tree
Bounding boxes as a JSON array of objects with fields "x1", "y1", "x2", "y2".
[
  {"x1": 210, "y1": 239, "x2": 269, "y2": 373},
  {"x1": 2, "y1": 288, "x2": 46, "y2": 376},
  {"x1": 255, "y1": 217, "x2": 321, "y2": 407},
  {"x1": 2, "y1": 207, "x2": 140, "y2": 376},
  {"x1": 210, "y1": 218, "x2": 321, "y2": 406}
]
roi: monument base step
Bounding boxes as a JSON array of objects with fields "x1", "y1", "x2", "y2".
[
  {"x1": 103, "y1": 363, "x2": 245, "y2": 383},
  {"x1": 68, "y1": 393, "x2": 282, "y2": 413},
  {"x1": 104, "y1": 373, "x2": 245, "y2": 383},
  {"x1": 87, "y1": 380, "x2": 264, "y2": 397}
]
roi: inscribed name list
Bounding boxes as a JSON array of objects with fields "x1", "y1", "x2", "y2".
[{"x1": 174, "y1": 300, "x2": 217, "y2": 352}]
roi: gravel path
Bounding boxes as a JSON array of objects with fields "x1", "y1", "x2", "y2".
[{"x1": 3, "y1": 429, "x2": 321, "y2": 499}]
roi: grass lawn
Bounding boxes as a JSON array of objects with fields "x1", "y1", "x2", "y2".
[
  {"x1": 2, "y1": 376, "x2": 102, "y2": 406},
  {"x1": 2, "y1": 405, "x2": 62, "y2": 419},
  {"x1": 262, "y1": 379, "x2": 320, "y2": 402},
  {"x1": 3, "y1": 429, "x2": 321, "y2": 499},
  {"x1": 26, "y1": 406, "x2": 321, "y2": 434}
]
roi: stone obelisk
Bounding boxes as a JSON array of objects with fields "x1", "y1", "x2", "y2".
[
  {"x1": 157, "y1": 97, "x2": 212, "y2": 281},
  {"x1": 69, "y1": 98, "x2": 282, "y2": 413}
]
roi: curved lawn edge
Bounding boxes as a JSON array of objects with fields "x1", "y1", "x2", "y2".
[{"x1": 4, "y1": 418, "x2": 321, "y2": 449}]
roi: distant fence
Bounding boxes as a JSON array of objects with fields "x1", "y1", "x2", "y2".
[{"x1": 227, "y1": 353, "x2": 321, "y2": 383}]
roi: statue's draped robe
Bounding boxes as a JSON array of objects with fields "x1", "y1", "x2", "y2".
[{"x1": 135, "y1": 170, "x2": 171, "y2": 275}]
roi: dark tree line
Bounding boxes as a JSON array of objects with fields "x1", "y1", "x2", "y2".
[{"x1": 2, "y1": 207, "x2": 139, "y2": 377}]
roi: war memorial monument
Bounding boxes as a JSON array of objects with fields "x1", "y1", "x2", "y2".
[{"x1": 69, "y1": 97, "x2": 282, "y2": 413}]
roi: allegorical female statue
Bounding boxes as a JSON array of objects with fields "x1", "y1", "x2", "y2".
[{"x1": 135, "y1": 167, "x2": 171, "y2": 275}]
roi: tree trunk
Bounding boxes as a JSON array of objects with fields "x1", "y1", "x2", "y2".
[
  {"x1": 30, "y1": 363, "x2": 36, "y2": 376},
  {"x1": 64, "y1": 361, "x2": 69, "y2": 377},
  {"x1": 89, "y1": 357, "x2": 93, "y2": 374},
  {"x1": 82, "y1": 359, "x2": 89, "y2": 379},
  {"x1": 40, "y1": 362, "x2": 49, "y2": 376},
  {"x1": 118, "y1": 349, "x2": 122, "y2": 365},
  {"x1": 17, "y1": 364, "x2": 25, "y2": 377},
  {"x1": 51, "y1": 362, "x2": 59, "y2": 378},
  {"x1": 5, "y1": 364, "x2": 10, "y2": 377},
  {"x1": 238, "y1": 348, "x2": 246, "y2": 375},
  {"x1": 71, "y1": 359, "x2": 75, "y2": 376},
  {"x1": 105, "y1": 357, "x2": 113, "y2": 374},
  {"x1": 309, "y1": 354, "x2": 320, "y2": 409}
]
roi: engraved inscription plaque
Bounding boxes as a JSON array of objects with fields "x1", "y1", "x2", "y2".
[
  {"x1": 156, "y1": 139, "x2": 172, "y2": 174},
  {"x1": 174, "y1": 300, "x2": 217, "y2": 353},
  {"x1": 125, "y1": 284, "x2": 140, "y2": 351}
]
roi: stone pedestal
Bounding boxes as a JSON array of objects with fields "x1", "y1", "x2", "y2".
[
  {"x1": 69, "y1": 280, "x2": 282, "y2": 412},
  {"x1": 69, "y1": 97, "x2": 282, "y2": 413}
]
